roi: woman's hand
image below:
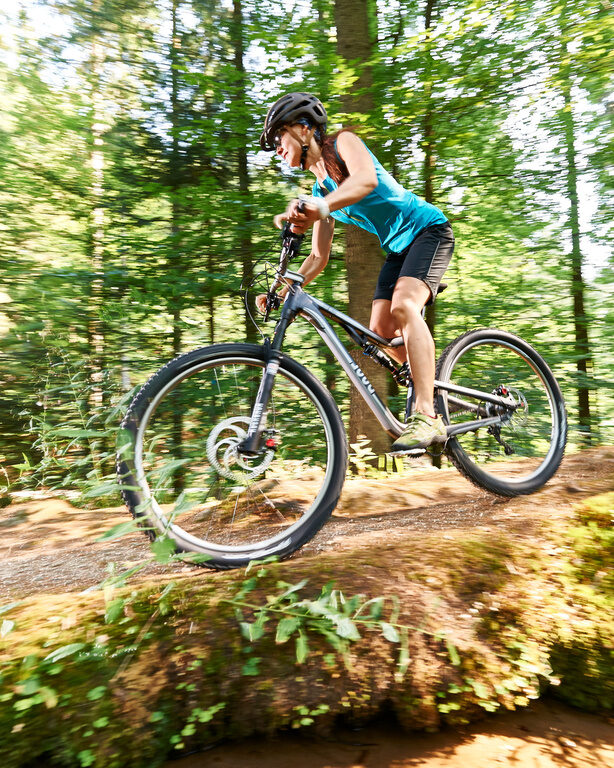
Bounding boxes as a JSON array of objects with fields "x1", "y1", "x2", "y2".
[
  {"x1": 255, "y1": 292, "x2": 285, "y2": 314},
  {"x1": 255, "y1": 294, "x2": 267, "y2": 314},
  {"x1": 274, "y1": 198, "x2": 321, "y2": 233}
]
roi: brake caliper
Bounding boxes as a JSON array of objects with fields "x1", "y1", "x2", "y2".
[{"x1": 264, "y1": 430, "x2": 279, "y2": 451}]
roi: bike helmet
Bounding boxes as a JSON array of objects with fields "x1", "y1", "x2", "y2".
[{"x1": 259, "y1": 92, "x2": 327, "y2": 152}]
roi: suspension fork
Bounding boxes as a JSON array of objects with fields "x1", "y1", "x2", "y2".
[{"x1": 237, "y1": 302, "x2": 296, "y2": 456}]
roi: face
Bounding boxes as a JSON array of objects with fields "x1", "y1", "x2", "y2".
[{"x1": 274, "y1": 124, "x2": 306, "y2": 167}]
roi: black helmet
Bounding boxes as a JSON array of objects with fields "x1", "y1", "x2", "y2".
[{"x1": 259, "y1": 92, "x2": 327, "y2": 151}]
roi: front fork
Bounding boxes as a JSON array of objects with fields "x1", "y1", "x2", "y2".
[{"x1": 237, "y1": 303, "x2": 295, "y2": 456}]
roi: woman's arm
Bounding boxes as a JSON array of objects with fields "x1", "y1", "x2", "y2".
[
  {"x1": 278, "y1": 216, "x2": 335, "y2": 299},
  {"x1": 281, "y1": 131, "x2": 377, "y2": 229},
  {"x1": 321, "y1": 130, "x2": 377, "y2": 211}
]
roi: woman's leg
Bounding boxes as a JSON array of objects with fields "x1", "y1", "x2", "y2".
[
  {"x1": 369, "y1": 299, "x2": 405, "y2": 363},
  {"x1": 384, "y1": 223, "x2": 453, "y2": 450},
  {"x1": 372, "y1": 223, "x2": 453, "y2": 450},
  {"x1": 390, "y1": 277, "x2": 435, "y2": 416},
  {"x1": 388, "y1": 276, "x2": 447, "y2": 452}
]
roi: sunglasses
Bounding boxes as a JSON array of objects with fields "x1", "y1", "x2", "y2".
[{"x1": 273, "y1": 128, "x2": 286, "y2": 147}]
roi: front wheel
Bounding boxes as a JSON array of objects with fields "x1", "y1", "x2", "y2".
[
  {"x1": 435, "y1": 329, "x2": 567, "y2": 496},
  {"x1": 117, "y1": 343, "x2": 348, "y2": 569}
]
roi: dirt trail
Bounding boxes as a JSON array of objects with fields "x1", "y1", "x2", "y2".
[
  {"x1": 2, "y1": 447, "x2": 613, "y2": 768},
  {"x1": 166, "y1": 699, "x2": 614, "y2": 768},
  {"x1": 1, "y1": 447, "x2": 613, "y2": 599}
]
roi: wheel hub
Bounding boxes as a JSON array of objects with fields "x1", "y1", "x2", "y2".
[
  {"x1": 206, "y1": 417, "x2": 275, "y2": 482},
  {"x1": 484, "y1": 386, "x2": 530, "y2": 454},
  {"x1": 498, "y1": 386, "x2": 529, "y2": 430}
]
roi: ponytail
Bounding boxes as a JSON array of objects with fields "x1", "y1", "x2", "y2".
[{"x1": 317, "y1": 128, "x2": 359, "y2": 185}]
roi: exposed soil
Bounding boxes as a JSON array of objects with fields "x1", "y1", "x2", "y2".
[
  {"x1": 2, "y1": 447, "x2": 613, "y2": 600},
  {"x1": 2, "y1": 447, "x2": 613, "y2": 768},
  {"x1": 167, "y1": 699, "x2": 614, "y2": 768}
]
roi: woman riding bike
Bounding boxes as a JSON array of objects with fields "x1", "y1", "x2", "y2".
[
  {"x1": 258, "y1": 92, "x2": 455, "y2": 453},
  {"x1": 117, "y1": 93, "x2": 565, "y2": 569}
]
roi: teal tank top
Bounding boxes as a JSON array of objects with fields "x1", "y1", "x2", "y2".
[{"x1": 312, "y1": 140, "x2": 447, "y2": 254}]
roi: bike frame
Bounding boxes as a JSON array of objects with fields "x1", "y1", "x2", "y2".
[{"x1": 240, "y1": 269, "x2": 514, "y2": 454}]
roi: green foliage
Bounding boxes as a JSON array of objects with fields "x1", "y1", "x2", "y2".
[
  {"x1": 290, "y1": 703, "x2": 330, "y2": 728},
  {"x1": 568, "y1": 492, "x2": 614, "y2": 594},
  {"x1": 3, "y1": 352, "x2": 132, "y2": 513},
  {"x1": 226, "y1": 568, "x2": 416, "y2": 673},
  {"x1": 0, "y1": 0, "x2": 612, "y2": 493},
  {"x1": 348, "y1": 435, "x2": 380, "y2": 477},
  {"x1": 545, "y1": 491, "x2": 614, "y2": 711}
]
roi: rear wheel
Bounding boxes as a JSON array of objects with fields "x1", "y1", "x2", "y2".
[
  {"x1": 117, "y1": 343, "x2": 347, "y2": 569},
  {"x1": 435, "y1": 329, "x2": 567, "y2": 496}
]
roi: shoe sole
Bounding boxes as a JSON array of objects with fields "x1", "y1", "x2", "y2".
[{"x1": 387, "y1": 447, "x2": 427, "y2": 457}]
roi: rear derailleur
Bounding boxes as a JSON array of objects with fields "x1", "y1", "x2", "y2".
[{"x1": 486, "y1": 385, "x2": 516, "y2": 455}]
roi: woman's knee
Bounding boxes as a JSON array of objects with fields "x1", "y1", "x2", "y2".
[
  {"x1": 370, "y1": 319, "x2": 396, "y2": 338},
  {"x1": 390, "y1": 296, "x2": 423, "y2": 325},
  {"x1": 391, "y1": 277, "x2": 431, "y2": 323},
  {"x1": 369, "y1": 300, "x2": 396, "y2": 338}
]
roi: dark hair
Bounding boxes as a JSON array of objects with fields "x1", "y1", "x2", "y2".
[
  {"x1": 294, "y1": 120, "x2": 358, "y2": 184},
  {"x1": 318, "y1": 128, "x2": 357, "y2": 185}
]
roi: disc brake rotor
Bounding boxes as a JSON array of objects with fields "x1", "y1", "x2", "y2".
[
  {"x1": 206, "y1": 416, "x2": 274, "y2": 482},
  {"x1": 503, "y1": 387, "x2": 529, "y2": 431}
]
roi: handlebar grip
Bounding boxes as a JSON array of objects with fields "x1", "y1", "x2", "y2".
[
  {"x1": 286, "y1": 198, "x2": 307, "y2": 236},
  {"x1": 281, "y1": 223, "x2": 304, "y2": 249}
]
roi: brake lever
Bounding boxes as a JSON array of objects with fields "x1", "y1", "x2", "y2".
[{"x1": 280, "y1": 229, "x2": 304, "y2": 261}]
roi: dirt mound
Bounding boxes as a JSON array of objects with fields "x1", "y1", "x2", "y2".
[
  {"x1": 1, "y1": 447, "x2": 613, "y2": 599},
  {"x1": 1, "y1": 447, "x2": 613, "y2": 768}
]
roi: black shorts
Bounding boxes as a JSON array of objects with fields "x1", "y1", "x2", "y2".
[{"x1": 374, "y1": 222, "x2": 454, "y2": 304}]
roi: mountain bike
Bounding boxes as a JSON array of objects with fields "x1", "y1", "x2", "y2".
[{"x1": 117, "y1": 224, "x2": 567, "y2": 570}]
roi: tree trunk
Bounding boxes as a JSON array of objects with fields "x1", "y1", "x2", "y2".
[
  {"x1": 169, "y1": 0, "x2": 183, "y2": 362},
  {"x1": 334, "y1": 0, "x2": 389, "y2": 456},
  {"x1": 85, "y1": 10, "x2": 107, "y2": 478},
  {"x1": 208, "y1": 249, "x2": 215, "y2": 344},
  {"x1": 422, "y1": 0, "x2": 437, "y2": 344},
  {"x1": 422, "y1": 0, "x2": 441, "y2": 467},
  {"x1": 169, "y1": 0, "x2": 184, "y2": 492},
  {"x1": 344, "y1": 226, "x2": 390, "y2": 454},
  {"x1": 560, "y1": 71, "x2": 594, "y2": 445},
  {"x1": 232, "y1": 0, "x2": 257, "y2": 343}
]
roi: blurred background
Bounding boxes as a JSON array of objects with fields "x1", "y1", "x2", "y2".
[{"x1": 0, "y1": 0, "x2": 612, "y2": 499}]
